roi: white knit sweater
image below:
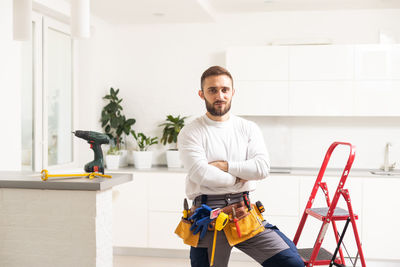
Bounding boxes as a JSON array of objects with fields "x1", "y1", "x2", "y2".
[{"x1": 177, "y1": 114, "x2": 270, "y2": 200}]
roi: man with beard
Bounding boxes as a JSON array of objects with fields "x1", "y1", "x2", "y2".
[{"x1": 177, "y1": 66, "x2": 304, "y2": 267}]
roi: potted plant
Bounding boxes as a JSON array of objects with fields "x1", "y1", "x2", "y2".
[
  {"x1": 159, "y1": 115, "x2": 187, "y2": 168},
  {"x1": 131, "y1": 130, "x2": 158, "y2": 169},
  {"x1": 100, "y1": 87, "x2": 136, "y2": 168},
  {"x1": 105, "y1": 143, "x2": 121, "y2": 170}
]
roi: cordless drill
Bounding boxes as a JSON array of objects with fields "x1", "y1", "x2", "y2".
[{"x1": 73, "y1": 130, "x2": 110, "y2": 174}]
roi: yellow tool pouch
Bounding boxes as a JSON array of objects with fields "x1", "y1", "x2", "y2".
[
  {"x1": 174, "y1": 218, "x2": 200, "y2": 247},
  {"x1": 223, "y1": 208, "x2": 265, "y2": 246}
]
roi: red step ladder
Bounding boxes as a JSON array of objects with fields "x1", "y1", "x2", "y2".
[{"x1": 293, "y1": 142, "x2": 366, "y2": 267}]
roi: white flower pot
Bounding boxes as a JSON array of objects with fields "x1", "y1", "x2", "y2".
[
  {"x1": 132, "y1": 151, "x2": 153, "y2": 169},
  {"x1": 119, "y1": 149, "x2": 128, "y2": 167},
  {"x1": 166, "y1": 150, "x2": 182, "y2": 169},
  {"x1": 106, "y1": 155, "x2": 120, "y2": 170},
  {"x1": 127, "y1": 150, "x2": 135, "y2": 165}
]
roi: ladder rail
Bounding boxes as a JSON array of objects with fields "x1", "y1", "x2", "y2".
[
  {"x1": 320, "y1": 182, "x2": 346, "y2": 265},
  {"x1": 341, "y1": 189, "x2": 366, "y2": 267},
  {"x1": 326, "y1": 144, "x2": 356, "y2": 229},
  {"x1": 293, "y1": 142, "x2": 355, "y2": 245}
]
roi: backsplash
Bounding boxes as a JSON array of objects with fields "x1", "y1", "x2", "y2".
[{"x1": 245, "y1": 116, "x2": 400, "y2": 170}]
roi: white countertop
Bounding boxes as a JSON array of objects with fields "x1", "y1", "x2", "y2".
[
  {"x1": 108, "y1": 165, "x2": 400, "y2": 179},
  {"x1": 0, "y1": 171, "x2": 133, "y2": 190}
]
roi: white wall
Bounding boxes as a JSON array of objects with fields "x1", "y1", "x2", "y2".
[
  {"x1": 77, "y1": 8, "x2": 400, "y2": 168},
  {"x1": 0, "y1": 0, "x2": 22, "y2": 170},
  {"x1": 0, "y1": 0, "x2": 115, "y2": 171},
  {"x1": 4, "y1": 4, "x2": 400, "y2": 170},
  {"x1": 76, "y1": 16, "x2": 119, "y2": 168},
  {"x1": 249, "y1": 116, "x2": 400, "y2": 169}
]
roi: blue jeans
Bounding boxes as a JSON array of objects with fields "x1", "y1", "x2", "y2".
[{"x1": 190, "y1": 223, "x2": 304, "y2": 267}]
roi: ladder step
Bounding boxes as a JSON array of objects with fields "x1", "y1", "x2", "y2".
[
  {"x1": 298, "y1": 247, "x2": 343, "y2": 266},
  {"x1": 307, "y1": 207, "x2": 358, "y2": 221}
]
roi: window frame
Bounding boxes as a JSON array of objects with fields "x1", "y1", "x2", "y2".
[{"x1": 30, "y1": 12, "x2": 78, "y2": 171}]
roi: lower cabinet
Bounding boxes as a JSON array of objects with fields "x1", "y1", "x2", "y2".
[
  {"x1": 148, "y1": 211, "x2": 186, "y2": 249},
  {"x1": 113, "y1": 171, "x2": 187, "y2": 249},
  {"x1": 112, "y1": 171, "x2": 400, "y2": 261},
  {"x1": 112, "y1": 177, "x2": 148, "y2": 248},
  {"x1": 362, "y1": 178, "x2": 400, "y2": 260}
]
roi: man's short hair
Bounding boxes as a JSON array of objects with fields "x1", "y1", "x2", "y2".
[{"x1": 200, "y1": 66, "x2": 233, "y2": 91}]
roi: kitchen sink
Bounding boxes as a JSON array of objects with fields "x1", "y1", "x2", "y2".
[
  {"x1": 370, "y1": 170, "x2": 400, "y2": 176},
  {"x1": 270, "y1": 168, "x2": 291, "y2": 174}
]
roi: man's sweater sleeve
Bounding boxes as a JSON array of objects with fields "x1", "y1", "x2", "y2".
[
  {"x1": 178, "y1": 127, "x2": 237, "y2": 187},
  {"x1": 228, "y1": 122, "x2": 270, "y2": 180}
]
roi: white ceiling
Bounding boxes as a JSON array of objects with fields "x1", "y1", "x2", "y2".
[{"x1": 89, "y1": 0, "x2": 400, "y2": 24}]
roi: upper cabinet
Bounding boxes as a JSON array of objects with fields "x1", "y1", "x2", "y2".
[
  {"x1": 227, "y1": 46, "x2": 289, "y2": 81},
  {"x1": 289, "y1": 81, "x2": 354, "y2": 116},
  {"x1": 289, "y1": 45, "x2": 354, "y2": 81},
  {"x1": 226, "y1": 44, "x2": 400, "y2": 117},
  {"x1": 355, "y1": 44, "x2": 400, "y2": 80},
  {"x1": 231, "y1": 81, "x2": 289, "y2": 116}
]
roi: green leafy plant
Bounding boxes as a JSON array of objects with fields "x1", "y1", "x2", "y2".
[
  {"x1": 131, "y1": 130, "x2": 158, "y2": 151},
  {"x1": 100, "y1": 87, "x2": 136, "y2": 150},
  {"x1": 159, "y1": 115, "x2": 187, "y2": 149},
  {"x1": 106, "y1": 145, "x2": 121, "y2": 155}
]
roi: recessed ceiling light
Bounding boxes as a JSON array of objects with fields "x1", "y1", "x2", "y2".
[
  {"x1": 153, "y1": 12, "x2": 165, "y2": 17},
  {"x1": 264, "y1": 0, "x2": 274, "y2": 3}
]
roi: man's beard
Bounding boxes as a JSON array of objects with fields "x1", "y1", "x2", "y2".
[{"x1": 204, "y1": 98, "x2": 232, "y2": 116}]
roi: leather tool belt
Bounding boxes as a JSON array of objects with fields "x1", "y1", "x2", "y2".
[
  {"x1": 175, "y1": 192, "x2": 265, "y2": 247},
  {"x1": 193, "y1": 192, "x2": 247, "y2": 207}
]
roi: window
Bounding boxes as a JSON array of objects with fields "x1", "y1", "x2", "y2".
[{"x1": 21, "y1": 13, "x2": 77, "y2": 171}]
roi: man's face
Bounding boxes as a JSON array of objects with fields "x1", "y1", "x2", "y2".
[{"x1": 199, "y1": 75, "x2": 235, "y2": 117}]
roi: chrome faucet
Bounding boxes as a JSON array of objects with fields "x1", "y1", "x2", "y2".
[{"x1": 383, "y1": 142, "x2": 396, "y2": 172}]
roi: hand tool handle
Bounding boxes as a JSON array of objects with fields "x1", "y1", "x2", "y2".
[
  {"x1": 233, "y1": 218, "x2": 241, "y2": 237},
  {"x1": 183, "y1": 198, "x2": 190, "y2": 219},
  {"x1": 243, "y1": 193, "x2": 251, "y2": 210},
  {"x1": 210, "y1": 229, "x2": 217, "y2": 266},
  {"x1": 232, "y1": 208, "x2": 241, "y2": 237}
]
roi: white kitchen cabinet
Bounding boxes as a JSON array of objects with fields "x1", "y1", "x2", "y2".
[
  {"x1": 112, "y1": 170, "x2": 400, "y2": 261},
  {"x1": 251, "y1": 175, "x2": 299, "y2": 216},
  {"x1": 289, "y1": 81, "x2": 354, "y2": 116},
  {"x1": 227, "y1": 44, "x2": 400, "y2": 117},
  {"x1": 289, "y1": 45, "x2": 354, "y2": 81},
  {"x1": 113, "y1": 171, "x2": 187, "y2": 249},
  {"x1": 113, "y1": 176, "x2": 148, "y2": 247},
  {"x1": 227, "y1": 46, "x2": 289, "y2": 81},
  {"x1": 354, "y1": 81, "x2": 400, "y2": 116},
  {"x1": 148, "y1": 172, "x2": 186, "y2": 212},
  {"x1": 148, "y1": 211, "x2": 187, "y2": 249},
  {"x1": 355, "y1": 44, "x2": 400, "y2": 80},
  {"x1": 147, "y1": 172, "x2": 187, "y2": 249},
  {"x1": 231, "y1": 81, "x2": 289, "y2": 116},
  {"x1": 362, "y1": 178, "x2": 400, "y2": 260}
]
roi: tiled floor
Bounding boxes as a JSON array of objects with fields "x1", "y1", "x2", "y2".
[
  {"x1": 114, "y1": 255, "x2": 260, "y2": 267},
  {"x1": 114, "y1": 255, "x2": 400, "y2": 267}
]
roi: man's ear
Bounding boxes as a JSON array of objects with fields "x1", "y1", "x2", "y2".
[
  {"x1": 198, "y1": 89, "x2": 205, "y2": 100},
  {"x1": 232, "y1": 87, "x2": 235, "y2": 96}
]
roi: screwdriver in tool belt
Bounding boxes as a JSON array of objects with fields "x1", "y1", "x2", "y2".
[
  {"x1": 232, "y1": 208, "x2": 241, "y2": 238},
  {"x1": 243, "y1": 194, "x2": 251, "y2": 211},
  {"x1": 183, "y1": 198, "x2": 190, "y2": 219}
]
